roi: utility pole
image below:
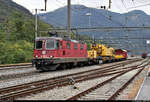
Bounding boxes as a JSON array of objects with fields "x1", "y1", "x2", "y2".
[
  {"x1": 45, "y1": 0, "x2": 47, "y2": 11},
  {"x1": 35, "y1": 9, "x2": 38, "y2": 38},
  {"x1": 109, "y1": 0, "x2": 111, "y2": 9},
  {"x1": 86, "y1": 12, "x2": 92, "y2": 42},
  {"x1": 35, "y1": 0, "x2": 47, "y2": 38},
  {"x1": 86, "y1": 13, "x2": 92, "y2": 28},
  {"x1": 67, "y1": 0, "x2": 71, "y2": 40}
]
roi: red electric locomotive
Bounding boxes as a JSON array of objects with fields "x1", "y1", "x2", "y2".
[{"x1": 32, "y1": 37, "x2": 89, "y2": 71}]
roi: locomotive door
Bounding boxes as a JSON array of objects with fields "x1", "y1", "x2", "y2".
[
  {"x1": 66, "y1": 42, "x2": 71, "y2": 57},
  {"x1": 56, "y1": 40, "x2": 60, "y2": 56},
  {"x1": 60, "y1": 41, "x2": 66, "y2": 57},
  {"x1": 80, "y1": 44, "x2": 84, "y2": 56}
]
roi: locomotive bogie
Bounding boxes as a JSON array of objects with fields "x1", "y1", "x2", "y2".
[{"x1": 33, "y1": 57, "x2": 90, "y2": 71}]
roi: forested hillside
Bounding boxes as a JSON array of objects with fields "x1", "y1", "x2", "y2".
[{"x1": 0, "y1": 0, "x2": 51, "y2": 64}]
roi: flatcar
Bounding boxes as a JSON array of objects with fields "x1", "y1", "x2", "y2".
[{"x1": 88, "y1": 44, "x2": 127, "y2": 63}]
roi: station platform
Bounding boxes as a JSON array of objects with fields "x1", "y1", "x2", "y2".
[{"x1": 135, "y1": 68, "x2": 150, "y2": 100}]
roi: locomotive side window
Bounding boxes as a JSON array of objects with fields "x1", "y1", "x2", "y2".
[
  {"x1": 46, "y1": 40, "x2": 55, "y2": 49},
  {"x1": 74, "y1": 43, "x2": 78, "y2": 50},
  {"x1": 36, "y1": 41, "x2": 43, "y2": 49},
  {"x1": 56, "y1": 40, "x2": 59, "y2": 49},
  {"x1": 67, "y1": 42, "x2": 70, "y2": 49},
  {"x1": 80, "y1": 44, "x2": 84, "y2": 50}
]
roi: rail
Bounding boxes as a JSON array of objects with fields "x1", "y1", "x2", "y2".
[
  {"x1": 0, "y1": 58, "x2": 146, "y2": 101},
  {"x1": 67, "y1": 61, "x2": 149, "y2": 100}
]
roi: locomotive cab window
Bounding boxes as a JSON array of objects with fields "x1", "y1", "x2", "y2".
[
  {"x1": 80, "y1": 44, "x2": 84, "y2": 50},
  {"x1": 67, "y1": 42, "x2": 70, "y2": 49},
  {"x1": 35, "y1": 41, "x2": 43, "y2": 49},
  {"x1": 46, "y1": 40, "x2": 55, "y2": 49}
]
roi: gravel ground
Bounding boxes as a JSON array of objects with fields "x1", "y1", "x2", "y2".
[
  {"x1": 0, "y1": 59, "x2": 143, "y2": 88},
  {"x1": 0, "y1": 58, "x2": 141, "y2": 77},
  {"x1": 0, "y1": 67, "x2": 36, "y2": 76},
  {"x1": 0, "y1": 60, "x2": 138, "y2": 89},
  {"x1": 17, "y1": 74, "x2": 117, "y2": 100},
  {"x1": 116, "y1": 64, "x2": 150, "y2": 100},
  {"x1": 78, "y1": 68, "x2": 139, "y2": 100},
  {"x1": 17, "y1": 63, "x2": 141, "y2": 100},
  {"x1": 0, "y1": 62, "x2": 122, "y2": 88}
]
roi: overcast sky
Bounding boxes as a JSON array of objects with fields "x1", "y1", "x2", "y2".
[{"x1": 12, "y1": 0, "x2": 150, "y2": 15}]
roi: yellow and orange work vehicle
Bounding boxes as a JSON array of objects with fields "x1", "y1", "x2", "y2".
[{"x1": 88, "y1": 43, "x2": 127, "y2": 63}]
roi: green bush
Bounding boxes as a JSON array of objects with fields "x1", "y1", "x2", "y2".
[
  {"x1": 0, "y1": 40, "x2": 33, "y2": 64},
  {"x1": 0, "y1": 11, "x2": 50, "y2": 64}
]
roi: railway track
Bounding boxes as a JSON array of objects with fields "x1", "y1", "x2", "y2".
[
  {"x1": 0, "y1": 58, "x2": 134, "y2": 70},
  {"x1": 67, "y1": 60, "x2": 150, "y2": 100},
  {"x1": 0, "y1": 58, "x2": 141, "y2": 81},
  {"x1": 0, "y1": 58, "x2": 146, "y2": 101},
  {"x1": 0, "y1": 70, "x2": 38, "y2": 81},
  {"x1": 0, "y1": 63, "x2": 32, "y2": 70},
  {"x1": 0, "y1": 58, "x2": 140, "y2": 71}
]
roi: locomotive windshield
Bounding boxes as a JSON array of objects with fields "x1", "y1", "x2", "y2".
[
  {"x1": 46, "y1": 40, "x2": 59, "y2": 49},
  {"x1": 35, "y1": 41, "x2": 43, "y2": 49},
  {"x1": 46, "y1": 40, "x2": 55, "y2": 49}
]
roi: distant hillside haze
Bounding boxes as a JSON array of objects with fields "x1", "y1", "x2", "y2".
[
  {"x1": 38, "y1": 5, "x2": 150, "y2": 28},
  {"x1": 0, "y1": 0, "x2": 32, "y2": 18},
  {"x1": 0, "y1": 0, "x2": 32, "y2": 15},
  {"x1": 38, "y1": 5, "x2": 150, "y2": 55}
]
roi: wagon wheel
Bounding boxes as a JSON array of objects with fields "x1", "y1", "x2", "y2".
[
  {"x1": 61, "y1": 64, "x2": 67, "y2": 70},
  {"x1": 41, "y1": 64, "x2": 60, "y2": 71}
]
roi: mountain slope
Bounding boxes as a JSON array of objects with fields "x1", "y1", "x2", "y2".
[
  {"x1": 38, "y1": 5, "x2": 150, "y2": 55},
  {"x1": 39, "y1": 5, "x2": 150, "y2": 28},
  {"x1": 0, "y1": 0, "x2": 32, "y2": 19}
]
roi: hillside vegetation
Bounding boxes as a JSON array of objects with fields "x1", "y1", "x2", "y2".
[
  {"x1": 0, "y1": 1, "x2": 104, "y2": 64},
  {"x1": 0, "y1": 0, "x2": 51, "y2": 64}
]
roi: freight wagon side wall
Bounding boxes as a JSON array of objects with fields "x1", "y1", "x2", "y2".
[
  {"x1": 34, "y1": 38, "x2": 88, "y2": 59},
  {"x1": 115, "y1": 49, "x2": 127, "y2": 59}
]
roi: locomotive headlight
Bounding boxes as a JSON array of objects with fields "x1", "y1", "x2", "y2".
[
  {"x1": 35, "y1": 55, "x2": 38, "y2": 58},
  {"x1": 42, "y1": 50, "x2": 46, "y2": 55},
  {"x1": 50, "y1": 55, "x2": 53, "y2": 58}
]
